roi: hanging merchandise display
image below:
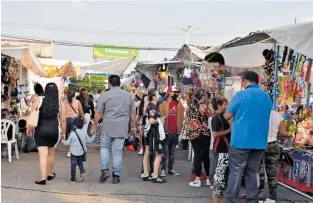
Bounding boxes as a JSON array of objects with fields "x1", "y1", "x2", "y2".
[
  {"x1": 268, "y1": 43, "x2": 313, "y2": 197},
  {"x1": 1, "y1": 55, "x2": 11, "y2": 85},
  {"x1": 199, "y1": 62, "x2": 225, "y2": 95}
]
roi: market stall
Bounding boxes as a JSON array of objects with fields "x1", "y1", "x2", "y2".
[{"x1": 222, "y1": 21, "x2": 313, "y2": 199}]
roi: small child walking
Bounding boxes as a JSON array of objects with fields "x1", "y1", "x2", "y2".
[{"x1": 62, "y1": 118, "x2": 96, "y2": 183}]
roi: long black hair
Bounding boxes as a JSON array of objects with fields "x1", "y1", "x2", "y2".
[
  {"x1": 34, "y1": 83, "x2": 44, "y2": 96},
  {"x1": 67, "y1": 90, "x2": 75, "y2": 104},
  {"x1": 39, "y1": 83, "x2": 59, "y2": 119},
  {"x1": 139, "y1": 94, "x2": 148, "y2": 117},
  {"x1": 193, "y1": 89, "x2": 205, "y2": 104}
]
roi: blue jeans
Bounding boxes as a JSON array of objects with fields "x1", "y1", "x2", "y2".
[
  {"x1": 100, "y1": 134, "x2": 125, "y2": 176},
  {"x1": 26, "y1": 136, "x2": 36, "y2": 151},
  {"x1": 71, "y1": 154, "x2": 85, "y2": 178},
  {"x1": 161, "y1": 134, "x2": 179, "y2": 171},
  {"x1": 225, "y1": 148, "x2": 264, "y2": 203}
]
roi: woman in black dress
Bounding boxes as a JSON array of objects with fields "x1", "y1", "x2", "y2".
[{"x1": 27, "y1": 83, "x2": 66, "y2": 185}]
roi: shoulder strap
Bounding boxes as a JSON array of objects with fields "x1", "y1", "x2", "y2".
[
  {"x1": 69, "y1": 101, "x2": 79, "y2": 117},
  {"x1": 217, "y1": 114, "x2": 225, "y2": 131},
  {"x1": 73, "y1": 130, "x2": 85, "y2": 153},
  {"x1": 217, "y1": 114, "x2": 230, "y2": 151}
]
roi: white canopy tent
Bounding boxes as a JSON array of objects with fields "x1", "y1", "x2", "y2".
[
  {"x1": 1, "y1": 45, "x2": 47, "y2": 77},
  {"x1": 223, "y1": 21, "x2": 313, "y2": 58},
  {"x1": 79, "y1": 57, "x2": 135, "y2": 79},
  {"x1": 120, "y1": 75, "x2": 135, "y2": 87}
]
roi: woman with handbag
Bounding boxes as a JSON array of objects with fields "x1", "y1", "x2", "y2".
[
  {"x1": 64, "y1": 91, "x2": 86, "y2": 158},
  {"x1": 24, "y1": 83, "x2": 44, "y2": 153},
  {"x1": 26, "y1": 83, "x2": 66, "y2": 185}
]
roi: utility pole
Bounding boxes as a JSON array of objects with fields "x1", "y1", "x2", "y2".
[
  {"x1": 174, "y1": 26, "x2": 199, "y2": 44},
  {"x1": 294, "y1": 17, "x2": 297, "y2": 24}
]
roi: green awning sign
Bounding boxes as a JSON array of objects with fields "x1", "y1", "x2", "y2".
[{"x1": 93, "y1": 44, "x2": 139, "y2": 60}]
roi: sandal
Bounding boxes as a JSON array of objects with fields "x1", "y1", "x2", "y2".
[{"x1": 47, "y1": 173, "x2": 56, "y2": 181}]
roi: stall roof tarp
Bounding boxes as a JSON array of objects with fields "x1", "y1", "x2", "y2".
[
  {"x1": 38, "y1": 58, "x2": 89, "y2": 67},
  {"x1": 171, "y1": 43, "x2": 271, "y2": 68},
  {"x1": 79, "y1": 57, "x2": 135, "y2": 78},
  {"x1": 38, "y1": 58, "x2": 89, "y2": 78},
  {"x1": 223, "y1": 21, "x2": 313, "y2": 58},
  {"x1": 172, "y1": 44, "x2": 215, "y2": 62},
  {"x1": 1, "y1": 45, "x2": 47, "y2": 77}
]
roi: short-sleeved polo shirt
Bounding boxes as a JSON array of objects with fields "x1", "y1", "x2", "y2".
[{"x1": 227, "y1": 85, "x2": 272, "y2": 149}]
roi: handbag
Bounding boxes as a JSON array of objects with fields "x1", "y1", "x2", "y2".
[
  {"x1": 27, "y1": 96, "x2": 42, "y2": 128},
  {"x1": 73, "y1": 129, "x2": 86, "y2": 162}
]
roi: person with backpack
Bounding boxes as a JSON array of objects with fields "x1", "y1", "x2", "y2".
[
  {"x1": 211, "y1": 96, "x2": 231, "y2": 203},
  {"x1": 62, "y1": 118, "x2": 96, "y2": 183}
]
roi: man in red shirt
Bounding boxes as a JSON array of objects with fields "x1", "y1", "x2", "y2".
[{"x1": 159, "y1": 86, "x2": 184, "y2": 177}]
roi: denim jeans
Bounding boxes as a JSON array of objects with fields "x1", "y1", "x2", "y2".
[
  {"x1": 225, "y1": 148, "x2": 264, "y2": 203},
  {"x1": 71, "y1": 154, "x2": 85, "y2": 178},
  {"x1": 100, "y1": 134, "x2": 125, "y2": 176},
  {"x1": 26, "y1": 136, "x2": 36, "y2": 151},
  {"x1": 161, "y1": 134, "x2": 179, "y2": 171},
  {"x1": 209, "y1": 149, "x2": 218, "y2": 183}
]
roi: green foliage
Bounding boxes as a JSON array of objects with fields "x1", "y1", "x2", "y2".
[{"x1": 69, "y1": 75, "x2": 107, "y2": 93}]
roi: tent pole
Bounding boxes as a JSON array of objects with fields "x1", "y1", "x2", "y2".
[
  {"x1": 306, "y1": 58, "x2": 312, "y2": 109},
  {"x1": 273, "y1": 44, "x2": 280, "y2": 110}
]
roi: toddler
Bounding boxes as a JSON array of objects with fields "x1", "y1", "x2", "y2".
[{"x1": 62, "y1": 118, "x2": 96, "y2": 183}]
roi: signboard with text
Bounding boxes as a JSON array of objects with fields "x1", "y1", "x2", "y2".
[{"x1": 93, "y1": 44, "x2": 139, "y2": 60}]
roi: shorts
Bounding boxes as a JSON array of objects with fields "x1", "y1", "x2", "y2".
[
  {"x1": 66, "y1": 117, "x2": 77, "y2": 136},
  {"x1": 145, "y1": 126, "x2": 163, "y2": 154}
]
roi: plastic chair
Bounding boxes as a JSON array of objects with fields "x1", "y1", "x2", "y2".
[{"x1": 1, "y1": 119, "x2": 19, "y2": 162}]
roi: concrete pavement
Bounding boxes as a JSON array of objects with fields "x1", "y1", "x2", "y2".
[{"x1": 1, "y1": 144, "x2": 311, "y2": 203}]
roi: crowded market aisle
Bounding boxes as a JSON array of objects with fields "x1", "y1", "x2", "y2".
[{"x1": 1, "y1": 144, "x2": 310, "y2": 203}]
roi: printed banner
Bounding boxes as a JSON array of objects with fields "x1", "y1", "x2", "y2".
[{"x1": 93, "y1": 44, "x2": 139, "y2": 60}]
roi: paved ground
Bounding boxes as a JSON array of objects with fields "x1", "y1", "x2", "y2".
[{"x1": 1, "y1": 144, "x2": 312, "y2": 203}]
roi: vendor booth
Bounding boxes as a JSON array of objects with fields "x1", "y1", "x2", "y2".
[
  {"x1": 1, "y1": 45, "x2": 48, "y2": 162},
  {"x1": 221, "y1": 21, "x2": 313, "y2": 199}
]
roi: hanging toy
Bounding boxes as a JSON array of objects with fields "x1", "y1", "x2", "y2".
[
  {"x1": 287, "y1": 49, "x2": 294, "y2": 72},
  {"x1": 298, "y1": 77, "x2": 305, "y2": 92},
  {"x1": 281, "y1": 46, "x2": 288, "y2": 66},
  {"x1": 284, "y1": 80, "x2": 290, "y2": 100},
  {"x1": 305, "y1": 58, "x2": 313, "y2": 82}
]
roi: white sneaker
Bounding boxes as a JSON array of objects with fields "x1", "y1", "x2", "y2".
[
  {"x1": 189, "y1": 180, "x2": 201, "y2": 187},
  {"x1": 138, "y1": 148, "x2": 143, "y2": 155},
  {"x1": 206, "y1": 179, "x2": 212, "y2": 186},
  {"x1": 210, "y1": 185, "x2": 213, "y2": 190},
  {"x1": 265, "y1": 199, "x2": 275, "y2": 203},
  {"x1": 160, "y1": 169, "x2": 166, "y2": 177},
  {"x1": 259, "y1": 201, "x2": 264, "y2": 203}
]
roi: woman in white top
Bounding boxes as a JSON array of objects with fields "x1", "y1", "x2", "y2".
[{"x1": 258, "y1": 110, "x2": 286, "y2": 203}]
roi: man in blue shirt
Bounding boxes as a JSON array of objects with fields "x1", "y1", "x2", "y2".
[{"x1": 224, "y1": 71, "x2": 272, "y2": 203}]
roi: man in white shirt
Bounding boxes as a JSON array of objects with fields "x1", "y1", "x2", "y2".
[
  {"x1": 258, "y1": 110, "x2": 286, "y2": 203},
  {"x1": 93, "y1": 89, "x2": 104, "y2": 104}
]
